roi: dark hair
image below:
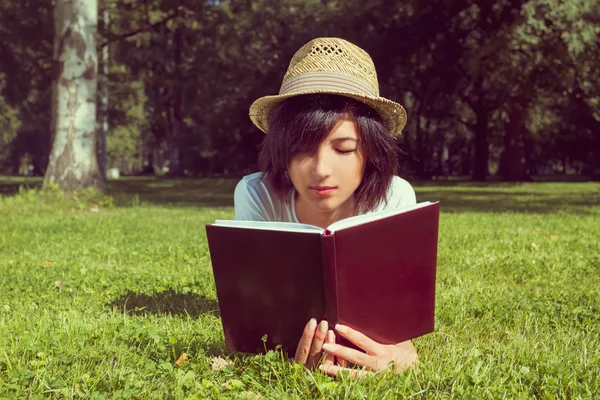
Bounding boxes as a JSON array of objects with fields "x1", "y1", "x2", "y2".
[{"x1": 258, "y1": 94, "x2": 398, "y2": 212}]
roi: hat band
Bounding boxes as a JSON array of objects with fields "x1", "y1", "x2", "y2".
[{"x1": 279, "y1": 72, "x2": 378, "y2": 97}]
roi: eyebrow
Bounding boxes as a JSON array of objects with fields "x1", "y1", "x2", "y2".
[{"x1": 330, "y1": 137, "x2": 359, "y2": 142}]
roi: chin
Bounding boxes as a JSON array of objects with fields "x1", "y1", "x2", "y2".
[{"x1": 310, "y1": 199, "x2": 342, "y2": 213}]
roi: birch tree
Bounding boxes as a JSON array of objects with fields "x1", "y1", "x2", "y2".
[{"x1": 43, "y1": 0, "x2": 102, "y2": 191}]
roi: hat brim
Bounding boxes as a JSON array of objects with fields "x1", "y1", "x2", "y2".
[{"x1": 249, "y1": 90, "x2": 407, "y2": 137}]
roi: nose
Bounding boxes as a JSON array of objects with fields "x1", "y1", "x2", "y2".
[{"x1": 312, "y1": 149, "x2": 332, "y2": 179}]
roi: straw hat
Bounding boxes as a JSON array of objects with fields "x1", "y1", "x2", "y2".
[{"x1": 249, "y1": 37, "x2": 407, "y2": 136}]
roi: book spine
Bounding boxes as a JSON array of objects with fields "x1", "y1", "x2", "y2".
[{"x1": 321, "y1": 231, "x2": 339, "y2": 329}]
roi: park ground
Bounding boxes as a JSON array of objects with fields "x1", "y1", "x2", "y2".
[{"x1": 0, "y1": 176, "x2": 599, "y2": 399}]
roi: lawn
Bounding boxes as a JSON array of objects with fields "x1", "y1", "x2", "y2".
[{"x1": 1, "y1": 176, "x2": 599, "y2": 399}]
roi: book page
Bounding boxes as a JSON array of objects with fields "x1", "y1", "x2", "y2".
[
  {"x1": 212, "y1": 220, "x2": 324, "y2": 234},
  {"x1": 328, "y1": 201, "x2": 433, "y2": 232}
]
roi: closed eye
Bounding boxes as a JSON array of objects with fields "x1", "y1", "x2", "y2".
[{"x1": 335, "y1": 149, "x2": 356, "y2": 155}]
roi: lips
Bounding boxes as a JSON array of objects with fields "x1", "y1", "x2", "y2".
[
  {"x1": 312, "y1": 186, "x2": 336, "y2": 190},
  {"x1": 310, "y1": 186, "x2": 337, "y2": 197}
]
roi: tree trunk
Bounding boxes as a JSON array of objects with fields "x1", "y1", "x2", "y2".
[
  {"x1": 166, "y1": 26, "x2": 184, "y2": 177},
  {"x1": 415, "y1": 107, "x2": 426, "y2": 178},
  {"x1": 594, "y1": 141, "x2": 600, "y2": 180},
  {"x1": 472, "y1": 104, "x2": 489, "y2": 181},
  {"x1": 414, "y1": 79, "x2": 440, "y2": 179},
  {"x1": 44, "y1": 0, "x2": 102, "y2": 191},
  {"x1": 99, "y1": 6, "x2": 109, "y2": 179},
  {"x1": 440, "y1": 138, "x2": 449, "y2": 178},
  {"x1": 419, "y1": 118, "x2": 434, "y2": 179},
  {"x1": 499, "y1": 104, "x2": 529, "y2": 181},
  {"x1": 140, "y1": 150, "x2": 155, "y2": 175},
  {"x1": 10, "y1": 138, "x2": 20, "y2": 174}
]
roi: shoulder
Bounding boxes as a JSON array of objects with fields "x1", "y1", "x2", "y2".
[
  {"x1": 389, "y1": 176, "x2": 415, "y2": 198},
  {"x1": 235, "y1": 172, "x2": 265, "y2": 193},
  {"x1": 234, "y1": 172, "x2": 270, "y2": 204},
  {"x1": 233, "y1": 172, "x2": 274, "y2": 221},
  {"x1": 375, "y1": 176, "x2": 416, "y2": 211}
]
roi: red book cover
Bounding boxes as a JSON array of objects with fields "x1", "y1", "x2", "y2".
[{"x1": 205, "y1": 201, "x2": 440, "y2": 355}]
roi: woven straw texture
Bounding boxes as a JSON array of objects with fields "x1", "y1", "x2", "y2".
[
  {"x1": 284, "y1": 38, "x2": 379, "y2": 94},
  {"x1": 249, "y1": 37, "x2": 407, "y2": 136}
]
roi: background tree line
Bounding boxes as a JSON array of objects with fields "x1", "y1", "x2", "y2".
[{"x1": 1, "y1": 0, "x2": 598, "y2": 184}]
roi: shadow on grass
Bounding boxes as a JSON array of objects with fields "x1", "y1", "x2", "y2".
[
  {"x1": 2, "y1": 175, "x2": 599, "y2": 214},
  {"x1": 415, "y1": 188, "x2": 600, "y2": 215},
  {"x1": 109, "y1": 289, "x2": 220, "y2": 317},
  {"x1": 109, "y1": 290, "x2": 234, "y2": 358},
  {"x1": 105, "y1": 176, "x2": 238, "y2": 208},
  {"x1": 0, "y1": 176, "x2": 238, "y2": 208},
  {"x1": 0, "y1": 177, "x2": 41, "y2": 195}
]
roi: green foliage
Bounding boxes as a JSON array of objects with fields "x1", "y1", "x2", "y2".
[
  {"x1": 520, "y1": 0, "x2": 600, "y2": 56},
  {"x1": 105, "y1": 77, "x2": 147, "y2": 173},
  {"x1": 0, "y1": 183, "x2": 115, "y2": 214},
  {"x1": 0, "y1": 177, "x2": 599, "y2": 397},
  {"x1": 0, "y1": 0, "x2": 599, "y2": 178},
  {"x1": 0, "y1": 0, "x2": 53, "y2": 174}
]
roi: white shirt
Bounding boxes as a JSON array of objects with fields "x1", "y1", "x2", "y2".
[{"x1": 234, "y1": 172, "x2": 416, "y2": 223}]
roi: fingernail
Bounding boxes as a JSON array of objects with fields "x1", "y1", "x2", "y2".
[
  {"x1": 308, "y1": 318, "x2": 317, "y2": 330},
  {"x1": 327, "y1": 330, "x2": 334, "y2": 342},
  {"x1": 335, "y1": 324, "x2": 348, "y2": 333},
  {"x1": 322, "y1": 343, "x2": 333, "y2": 352},
  {"x1": 318, "y1": 320, "x2": 328, "y2": 333}
]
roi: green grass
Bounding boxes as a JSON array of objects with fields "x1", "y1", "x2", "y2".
[{"x1": 0, "y1": 176, "x2": 599, "y2": 399}]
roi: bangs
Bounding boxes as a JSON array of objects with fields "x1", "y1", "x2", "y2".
[{"x1": 270, "y1": 95, "x2": 355, "y2": 156}]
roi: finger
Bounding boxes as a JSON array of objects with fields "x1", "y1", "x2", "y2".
[
  {"x1": 322, "y1": 329, "x2": 335, "y2": 366},
  {"x1": 335, "y1": 336, "x2": 348, "y2": 368},
  {"x1": 294, "y1": 318, "x2": 316, "y2": 365},
  {"x1": 318, "y1": 364, "x2": 343, "y2": 377},
  {"x1": 306, "y1": 320, "x2": 328, "y2": 367},
  {"x1": 318, "y1": 364, "x2": 372, "y2": 380},
  {"x1": 322, "y1": 343, "x2": 369, "y2": 367},
  {"x1": 335, "y1": 324, "x2": 381, "y2": 353}
]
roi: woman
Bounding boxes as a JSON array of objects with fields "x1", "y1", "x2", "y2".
[{"x1": 234, "y1": 37, "x2": 418, "y2": 376}]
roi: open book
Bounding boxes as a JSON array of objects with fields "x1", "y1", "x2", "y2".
[{"x1": 205, "y1": 201, "x2": 440, "y2": 355}]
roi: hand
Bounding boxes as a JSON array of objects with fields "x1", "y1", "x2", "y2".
[
  {"x1": 319, "y1": 324, "x2": 418, "y2": 378},
  {"x1": 294, "y1": 318, "x2": 335, "y2": 369}
]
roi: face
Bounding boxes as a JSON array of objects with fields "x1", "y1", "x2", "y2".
[{"x1": 287, "y1": 116, "x2": 366, "y2": 217}]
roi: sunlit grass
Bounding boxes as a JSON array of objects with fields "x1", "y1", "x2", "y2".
[{"x1": 0, "y1": 178, "x2": 598, "y2": 398}]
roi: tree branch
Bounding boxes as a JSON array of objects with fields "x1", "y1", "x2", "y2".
[
  {"x1": 101, "y1": 9, "x2": 180, "y2": 48},
  {"x1": 485, "y1": 89, "x2": 510, "y2": 111},
  {"x1": 0, "y1": 23, "x2": 11, "y2": 34},
  {"x1": 451, "y1": 112, "x2": 476, "y2": 129}
]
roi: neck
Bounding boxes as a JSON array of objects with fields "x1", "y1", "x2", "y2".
[{"x1": 295, "y1": 195, "x2": 356, "y2": 229}]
